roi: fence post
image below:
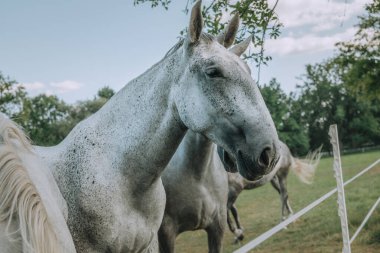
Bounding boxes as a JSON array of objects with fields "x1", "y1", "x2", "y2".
[{"x1": 329, "y1": 124, "x2": 351, "y2": 253}]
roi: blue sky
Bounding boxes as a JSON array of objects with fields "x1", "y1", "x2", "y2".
[{"x1": 0, "y1": 0, "x2": 371, "y2": 103}]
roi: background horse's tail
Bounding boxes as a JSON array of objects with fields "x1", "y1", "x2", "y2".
[
  {"x1": 290, "y1": 146, "x2": 322, "y2": 184},
  {"x1": 0, "y1": 114, "x2": 62, "y2": 253}
]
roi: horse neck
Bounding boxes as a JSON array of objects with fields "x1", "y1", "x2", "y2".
[
  {"x1": 178, "y1": 131, "x2": 216, "y2": 179},
  {"x1": 74, "y1": 47, "x2": 187, "y2": 186}
]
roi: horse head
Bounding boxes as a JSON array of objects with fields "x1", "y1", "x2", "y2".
[{"x1": 172, "y1": 0, "x2": 280, "y2": 180}]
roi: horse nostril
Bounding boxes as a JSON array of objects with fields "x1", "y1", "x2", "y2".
[{"x1": 258, "y1": 147, "x2": 272, "y2": 168}]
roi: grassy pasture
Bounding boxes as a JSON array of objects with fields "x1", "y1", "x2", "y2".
[{"x1": 174, "y1": 150, "x2": 380, "y2": 252}]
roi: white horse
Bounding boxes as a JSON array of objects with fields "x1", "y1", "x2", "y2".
[
  {"x1": 1, "y1": 1, "x2": 281, "y2": 252},
  {"x1": 0, "y1": 114, "x2": 76, "y2": 253}
]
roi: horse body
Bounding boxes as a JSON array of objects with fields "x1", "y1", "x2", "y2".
[{"x1": 159, "y1": 131, "x2": 228, "y2": 253}]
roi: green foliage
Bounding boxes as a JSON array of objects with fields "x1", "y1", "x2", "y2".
[
  {"x1": 52, "y1": 86, "x2": 115, "y2": 145},
  {"x1": 67, "y1": 91, "x2": 111, "y2": 128},
  {"x1": 0, "y1": 72, "x2": 27, "y2": 118},
  {"x1": 134, "y1": 0, "x2": 171, "y2": 10},
  {"x1": 287, "y1": 0, "x2": 380, "y2": 152},
  {"x1": 19, "y1": 94, "x2": 71, "y2": 146},
  {"x1": 260, "y1": 79, "x2": 309, "y2": 155},
  {"x1": 294, "y1": 63, "x2": 345, "y2": 151},
  {"x1": 294, "y1": 61, "x2": 380, "y2": 151},
  {"x1": 0, "y1": 80, "x2": 115, "y2": 146},
  {"x1": 134, "y1": 0, "x2": 282, "y2": 67},
  {"x1": 97, "y1": 86, "x2": 115, "y2": 99},
  {"x1": 335, "y1": 0, "x2": 380, "y2": 101}
]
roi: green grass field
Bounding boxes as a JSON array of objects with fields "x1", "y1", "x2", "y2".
[{"x1": 174, "y1": 150, "x2": 380, "y2": 252}]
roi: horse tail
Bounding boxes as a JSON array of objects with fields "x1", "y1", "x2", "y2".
[
  {"x1": 0, "y1": 114, "x2": 62, "y2": 253},
  {"x1": 290, "y1": 146, "x2": 322, "y2": 184}
]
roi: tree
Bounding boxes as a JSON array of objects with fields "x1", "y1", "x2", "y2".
[
  {"x1": 260, "y1": 79, "x2": 309, "y2": 155},
  {"x1": 19, "y1": 94, "x2": 71, "y2": 146},
  {"x1": 335, "y1": 0, "x2": 380, "y2": 101},
  {"x1": 51, "y1": 86, "x2": 117, "y2": 144},
  {"x1": 0, "y1": 72, "x2": 27, "y2": 119},
  {"x1": 97, "y1": 86, "x2": 115, "y2": 99},
  {"x1": 17, "y1": 86, "x2": 116, "y2": 146},
  {"x1": 68, "y1": 86, "x2": 115, "y2": 124},
  {"x1": 288, "y1": 0, "x2": 380, "y2": 152},
  {"x1": 295, "y1": 62, "x2": 351, "y2": 152},
  {"x1": 294, "y1": 61, "x2": 380, "y2": 151}
]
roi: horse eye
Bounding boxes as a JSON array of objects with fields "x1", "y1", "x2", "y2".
[{"x1": 205, "y1": 67, "x2": 223, "y2": 78}]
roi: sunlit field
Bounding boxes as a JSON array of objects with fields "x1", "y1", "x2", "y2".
[{"x1": 175, "y1": 150, "x2": 380, "y2": 253}]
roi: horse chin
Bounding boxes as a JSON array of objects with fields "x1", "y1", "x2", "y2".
[{"x1": 236, "y1": 150, "x2": 263, "y2": 181}]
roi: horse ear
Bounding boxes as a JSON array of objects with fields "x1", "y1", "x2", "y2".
[
  {"x1": 216, "y1": 13, "x2": 240, "y2": 48},
  {"x1": 230, "y1": 35, "x2": 252, "y2": 56},
  {"x1": 188, "y1": 0, "x2": 203, "y2": 43}
]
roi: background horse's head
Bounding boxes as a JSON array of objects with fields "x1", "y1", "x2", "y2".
[{"x1": 172, "y1": 1, "x2": 280, "y2": 180}]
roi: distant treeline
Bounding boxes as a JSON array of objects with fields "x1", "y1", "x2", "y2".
[{"x1": 0, "y1": 75, "x2": 115, "y2": 146}]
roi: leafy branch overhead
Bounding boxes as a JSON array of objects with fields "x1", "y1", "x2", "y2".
[{"x1": 134, "y1": 0, "x2": 282, "y2": 66}]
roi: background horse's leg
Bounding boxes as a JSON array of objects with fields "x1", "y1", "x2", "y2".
[
  {"x1": 278, "y1": 173, "x2": 293, "y2": 219},
  {"x1": 158, "y1": 222, "x2": 176, "y2": 253},
  {"x1": 228, "y1": 205, "x2": 244, "y2": 243},
  {"x1": 230, "y1": 204, "x2": 243, "y2": 232},
  {"x1": 227, "y1": 209, "x2": 236, "y2": 233},
  {"x1": 270, "y1": 176, "x2": 286, "y2": 219},
  {"x1": 206, "y1": 222, "x2": 224, "y2": 253}
]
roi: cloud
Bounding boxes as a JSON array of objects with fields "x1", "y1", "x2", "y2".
[
  {"x1": 271, "y1": 0, "x2": 371, "y2": 31},
  {"x1": 22, "y1": 81, "x2": 46, "y2": 90},
  {"x1": 266, "y1": 27, "x2": 357, "y2": 55},
  {"x1": 50, "y1": 80, "x2": 83, "y2": 93},
  {"x1": 20, "y1": 80, "x2": 84, "y2": 95}
]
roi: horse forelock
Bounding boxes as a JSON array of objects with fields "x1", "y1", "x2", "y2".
[{"x1": 199, "y1": 32, "x2": 215, "y2": 43}]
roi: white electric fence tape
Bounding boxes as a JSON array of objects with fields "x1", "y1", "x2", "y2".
[{"x1": 350, "y1": 196, "x2": 380, "y2": 244}]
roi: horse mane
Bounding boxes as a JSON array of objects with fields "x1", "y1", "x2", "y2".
[
  {"x1": 0, "y1": 113, "x2": 62, "y2": 253},
  {"x1": 164, "y1": 39, "x2": 185, "y2": 58}
]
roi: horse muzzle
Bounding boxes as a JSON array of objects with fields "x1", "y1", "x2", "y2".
[{"x1": 236, "y1": 145, "x2": 280, "y2": 181}]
